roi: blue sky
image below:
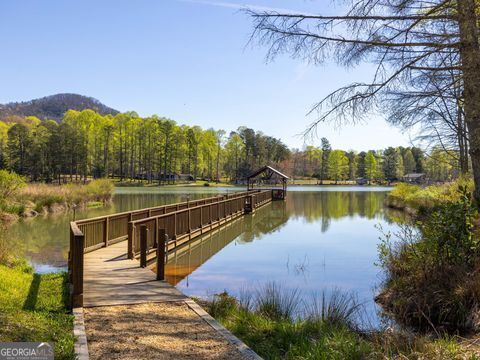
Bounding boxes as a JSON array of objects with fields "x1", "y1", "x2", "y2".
[{"x1": 0, "y1": 0, "x2": 411, "y2": 150}]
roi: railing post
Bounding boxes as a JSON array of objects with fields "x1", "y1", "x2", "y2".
[
  {"x1": 174, "y1": 212, "x2": 177, "y2": 239},
  {"x1": 104, "y1": 217, "x2": 109, "y2": 247},
  {"x1": 140, "y1": 225, "x2": 148, "y2": 268},
  {"x1": 244, "y1": 195, "x2": 253, "y2": 213},
  {"x1": 71, "y1": 227, "x2": 85, "y2": 308},
  {"x1": 188, "y1": 209, "x2": 191, "y2": 239},
  {"x1": 154, "y1": 218, "x2": 159, "y2": 247},
  {"x1": 128, "y1": 221, "x2": 134, "y2": 259},
  {"x1": 157, "y1": 228, "x2": 166, "y2": 281},
  {"x1": 68, "y1": 229, "x2": 73, "y2": 283}
]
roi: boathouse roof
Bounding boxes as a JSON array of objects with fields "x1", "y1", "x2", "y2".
[{"x1": 247, "y1": 165, "x2": 289, "y2": 180}]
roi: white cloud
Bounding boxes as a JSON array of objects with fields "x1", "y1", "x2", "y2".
[{"x1": 174, "y1": 0, "x2": 309, "y2": 14}]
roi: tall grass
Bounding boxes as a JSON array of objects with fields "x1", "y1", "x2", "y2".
[
  {"x1": 16, "y1": 179, "x2": 114, "y2": 214},
  {"x1": 204, "y1": 283, "x2": 478, "y2": 359},
  {"x1": 206, "y1": 284, "x2": 371, "y2": 359}
]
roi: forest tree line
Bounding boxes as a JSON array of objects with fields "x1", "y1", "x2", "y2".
[
  {"x1": 0, "y1": 110, "x2": 290, "y2": 183},
  {"x1": 0, "y1": 110, "x2": 462, "y2": 184},
  {"x1": 287, "y1": 138, "x2": 461, "y2": 183}
]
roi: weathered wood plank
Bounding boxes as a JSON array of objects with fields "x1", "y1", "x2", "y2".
[{"x1": 83, "y1": 241, "x2": 185, "y2": 307}]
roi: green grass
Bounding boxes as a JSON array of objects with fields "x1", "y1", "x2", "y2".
[
  {"x1": 0, "y1": 262, "x2": 75, "y2": 360},
  {"x1": 204, "y1": 287, "x2": 479, "y2": 359},
  {"x1": 206, "y1": 289, "x2": 372, "y2": 360}
]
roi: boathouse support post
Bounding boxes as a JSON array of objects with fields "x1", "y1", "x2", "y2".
[
  {"x1": 157, "y1": 228, "x2": 166, "y2": 281},
  {"x1": 140, "y1": 225, "x2": 148, "y2": 268}
]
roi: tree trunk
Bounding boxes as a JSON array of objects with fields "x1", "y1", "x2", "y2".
[{"x1": 457, "y1": 0, "x2": 480, "y2": 202}]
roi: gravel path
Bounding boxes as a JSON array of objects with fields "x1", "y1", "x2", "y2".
[{"x1": 84, "y1": 302, "x2": 247, "y2": 360}]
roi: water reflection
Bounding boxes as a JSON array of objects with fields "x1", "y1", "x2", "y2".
[
  {"x1": 165, "y1": 202, "x2": 289, "y2": 285},
  {"x1": 6, "y1": 186, "x2": 244, "y2": 271},
  {"x1": 165, "y1": 189, "x2": 398, "y2": 325}
]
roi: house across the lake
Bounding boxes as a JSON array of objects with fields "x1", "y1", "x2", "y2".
[
  {"x1": 356, "y1": 177, "x2": 368, "y2": 185},
  {"x1": 403, "y1": 173, "x2": 427, "y2": 184},
  {"x1": 135, "y1": 172, "x2": 194, "y2": 181}
]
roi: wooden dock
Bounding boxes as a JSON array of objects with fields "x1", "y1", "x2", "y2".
[
  {"x1": 69, "y1": 188, "x2": 278, "y2": 360},
  {"x1": 69, "y1": 189, "x2": 274, "y2": 307},
  {"x1": 83, "y1": 240, "x2": 185, "y2": 307}
]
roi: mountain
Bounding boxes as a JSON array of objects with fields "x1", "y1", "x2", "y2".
[{"x1": 0, "y1": 93, "x2": 119, "y2": 122}]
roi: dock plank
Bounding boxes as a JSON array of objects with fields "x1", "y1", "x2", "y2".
[{"x1": 83, "y1": 241, "x2": 186, "y2": 307}]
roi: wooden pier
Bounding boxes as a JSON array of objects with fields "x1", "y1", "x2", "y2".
[
  {"x1": 83, "y1": 240, "x2": 185, "y2": 307},
  {"x1": 69, "y1": 189, "x2": 274, "y2": 308}
]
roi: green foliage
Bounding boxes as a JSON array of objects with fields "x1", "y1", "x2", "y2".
[
  {"x1": 0, "y1": 170, "x2": 26, "y2": 213},
  {"x1": 0, "y1": 110, "x2": 290, "y2": 184},
  {"x1": 387, "y1": 177, "x2": 474, "y2": 210},
  {"x1": 0, "y1": 179, "x2": 114, "y2": 216},
  {"x1": 84, "y1": 179, "x2": 114, "y2": 202},
  {"x1": 206, "y1": 285, "x2": 476, "y2": 359},
  {"x1": 206, "y1": 286, "x2": 372, "y2": 359},
  {"x1": 0, "y1": 264, "x2": 75, "y2": 359},
  {"x1": 378, "y1": 186, "x2": 480, "y2": 331},
  {"x1": 365, "y1": 151, "x2": 377, "y2": 183},
  {"x1": 327, "y1": 150, "x2": 349, "y2": 184}
]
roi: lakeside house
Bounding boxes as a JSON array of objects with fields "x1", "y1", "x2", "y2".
[
  {"x1": 356, "y1": 177, "x2": 368, "y2": 185},
  {"x1": 403, "y1": 173, "x2": 427, "y2": 184},
  {"x1": 135, "y1": 172, "x2": 194, "y2": 181}
]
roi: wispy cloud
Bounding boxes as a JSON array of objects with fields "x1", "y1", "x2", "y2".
[{"x1": 175, "y1": 0, "x2": 308, "y2": 14}]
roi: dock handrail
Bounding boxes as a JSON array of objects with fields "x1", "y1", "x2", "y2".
[{"x1": 68, "y1": 188, "x2": 273, "y2": 307}]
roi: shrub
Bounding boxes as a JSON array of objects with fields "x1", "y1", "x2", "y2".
[
  {"x1": 377, "y1": 186, "x2": 480, "y2": 331},
  {"x1": 386, "y1": 177, "x2": 474, "y2": 211},
  {"x1": 85, "y1": 179, "x2": 114, "y2": 202},
  {"x1": 0, "y1": 170, "x2": 26, "y2": 211}
]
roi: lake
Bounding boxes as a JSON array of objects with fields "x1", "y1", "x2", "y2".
[{"x1": 7, "y1": 186, "x2": 398, "y2": 324}]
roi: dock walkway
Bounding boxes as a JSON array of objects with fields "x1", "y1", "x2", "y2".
[
  {"x1": 81, "y1": 239, "x2": 260, "y2": 360},
  {"x1": 83, "y1": 240, "x2": 185, "y2": 307},
  {"x1": 70, "y1": 189, "x2": 278, "y2": 359}
]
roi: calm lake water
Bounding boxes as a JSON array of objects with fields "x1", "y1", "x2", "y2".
[{"x1": 7, "y1": 186, "x2": 398, "y2": 324}]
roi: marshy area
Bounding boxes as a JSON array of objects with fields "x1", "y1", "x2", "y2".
[{"x1": 0, "y1": 170, "x2": 114, "y2": 222}]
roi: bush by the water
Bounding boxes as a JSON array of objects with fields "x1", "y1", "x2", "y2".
[
  {"x1": 0, "y1": 170, "x2": 27, "y2": 217},
  {"x1": 386, "y1": 177, "x2": 474, "y2": 211},
  {"x1": 377, "y1": 186, "x2": 480, "y2": 332}
]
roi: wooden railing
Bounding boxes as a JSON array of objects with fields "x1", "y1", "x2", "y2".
[
  {"x1": 68, "y1": 189, "x2": 273, "y2": 307},
  {"x1": 129, "y1": 194, "x2": 248, "y2": 258},
  {"x1": 74, "y1": 190, "x2": 252, "y2": 253}
]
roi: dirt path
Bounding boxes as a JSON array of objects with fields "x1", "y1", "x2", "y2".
[{"x1": 84, "y1": 301, "x2": 248, "y2": 360}]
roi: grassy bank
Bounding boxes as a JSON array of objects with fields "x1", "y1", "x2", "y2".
[
  {"x1": 385, "y1": 177, "x2": 473, "y2": 211},
  {"x1": 0, "y1": 170, "x2": 114, "y2": 220},
  {"x1": 0, "y1": 261, "x2": 75, "y2": 360},
  {"x1": 203, "y1": 286, "x2": 477, "y2": 359}
]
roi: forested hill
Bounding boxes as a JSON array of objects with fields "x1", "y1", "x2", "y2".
[{"x1": 0, "y1": 94, "x2": 119, "y2": 122}]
